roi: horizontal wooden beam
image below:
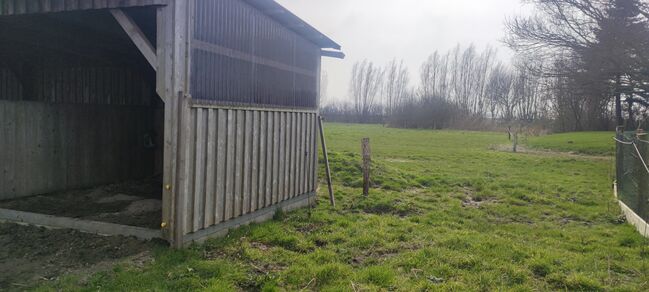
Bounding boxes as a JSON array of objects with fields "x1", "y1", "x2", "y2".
[
  {"x1": 182, "y1": 192, "x2": 316, "y2": 244},
  {"x1": 190, "y1": 100, "x2": 318, "y2": 114},
  {"x1": 0, "y1": 208, "x2": 163, "y2": 240},
  {"x1": 192, "y1": 40, "x2": 317, "y2": 77},
  {"x1": 111, "y1": 9, "x2": 158, "y2": 71}
]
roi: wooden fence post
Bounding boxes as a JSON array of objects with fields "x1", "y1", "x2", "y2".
[
  {"x1": 616, "y1": 126, "x2": 625, "y2": 185},
  {"x1": 637, "y1": 130, "x2": 648, "y2": 220},
  {"x1": 318, "y1": 116, "x2": 335, "y2": 207},
  {"x1": 362, "y1": 138, "x2": 371, "y2": 196}
]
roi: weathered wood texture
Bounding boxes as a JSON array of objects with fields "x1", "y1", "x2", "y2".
[
  {"x1": 0, "y1": 0, "x2": 168, "y2": 16},
  {"x1": 0, "y1": 64, "x2": 155, "y2": 106},
  {"x1": 0, "y1": 208, "x2": 162, "y2": 240},
  {"x1": 0, "y1": 68, "x2": 21, "y2": 99},
  {"x1": 318, "y1": 116, "x2": 335, "y2": 206},
  {"x1": 0, "y1": 100, "x2": 159, "y2": 199},
  {"x1": 362, "y1": 138, "x2": 371, "y2": 196},
  {"x1": 178, "y1": 105, "x2": 318, "y2": 236}
]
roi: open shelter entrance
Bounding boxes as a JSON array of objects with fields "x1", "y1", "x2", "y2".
[{"x1": 0, "y1": 5, "x2": 166, "y2": 240}]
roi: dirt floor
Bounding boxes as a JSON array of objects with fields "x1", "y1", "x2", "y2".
[
  {"x1": 0, "y1": 179, "x2": 163, "y2": 229},
  {"x1": 0, "y1": 223, "x2": 164, "y2": 290}
]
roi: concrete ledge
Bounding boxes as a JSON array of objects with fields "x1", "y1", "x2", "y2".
[
  {"x1": 618, "y1": 201, "x2": 649, "y2": 238},
  {"x1": 614, "y1": 182, "x2": 649, "y2": 238},
  {"x1": 0, "y1": 208, "x2": 163, "y2": 240},
  {"x1": 183, "y1": 192, "x2": 316, "y2": 245}
]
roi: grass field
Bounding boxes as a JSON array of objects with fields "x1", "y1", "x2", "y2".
[
  {"x1": 39, "y1": 124, "x2": 649, "y2": 291},
  {"x1": 526, "y1": 132, "x2": 615, "y2": 156}
]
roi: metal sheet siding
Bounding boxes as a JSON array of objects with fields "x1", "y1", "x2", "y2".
[
  {"x1": 179, "y1": 104, "x2": 318, "y2": 236},
  {"x1": 190, "y1": 0, "x2": 320, "y2": 109},
  {"x1": 0, "y1": 0, "x2": 168, "y2": 16}
]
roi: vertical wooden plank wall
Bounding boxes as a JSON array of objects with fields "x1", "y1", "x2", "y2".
[
  {"x1": 0, "y1": 100, "x2": 157, "y2": 199},
  {"x1": 179, "y1": 106, "x2": 318, "y2": 236}
]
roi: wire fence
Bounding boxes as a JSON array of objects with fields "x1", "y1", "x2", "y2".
[{"x1": 616, "y1": 130, "x2": 649, "y2": 221}]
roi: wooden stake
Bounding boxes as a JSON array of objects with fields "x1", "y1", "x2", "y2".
[
  {"x1": 362, "y1": 138, "x2": 371, "y2": 196},
  {"x1": 513, "y1": 131, "x2": 519, "y2": 153},
  {"x1": 318, "y1": 116, "x2": 335, "y2": 207}
]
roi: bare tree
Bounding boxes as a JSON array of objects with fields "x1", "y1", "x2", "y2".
[
  {"x1": 485, "y1": 63, "x2": 513, "y2": 119},
  {"x1": 506, "y1": 0, "x2": 649, "y2": 129},
  {"x1": 350, "y1": 60, "x2": 385, "y2": 122},
  {"x1": 383, "y1": 59, "x2": 410, "y2": 115}
]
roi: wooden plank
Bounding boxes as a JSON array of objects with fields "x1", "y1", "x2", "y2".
[
  {"x1": 0, "y1": 208, "x2": 162, "y2": 240},
  {"x1": 193, "y1": 108, "x2": 206, "y2": 232},
  {"x1": 265, "y1": 112, "x2": 274, "y2": 207},
  {"x1": 182, "y1": 106, "x2": 196, "y2": 234},
  {"x1": 234, "y1": 110, "x2": 245, "y2": 218},
  {"x1": 290, "y1": 112, "x2": 297, "y2": 198},
  {"x1": 170, "y1": 0, "x2": 190, "y2": 246},
  {"x1": 243, "y1": 110, "x2": 253, "y2": 214},
  {"x1": 284, "y1": 113, "x2": 293, "y2": 199},
  {"x1": 305, "y1": 114, "x2": 312, "y2": 193},
  {"x1": 0, "y1": 101, "x2": 16, "y2": 199},
  {"x1": 224, "y1": 110, "x2": 236, "y2": 220},
  {"x1": 278, "y1": 112, "x2": 286, "y2": 202},
  {"x1": 362, "y1": 138, "x2": 371, "y2": 196},
  {"x1": 182, "y1": 192, "x2": 316, "y2": 244},
  {"x1": 296, "y1": 113, "x2": 303, "y2": 195},
  {"x1": 160, "y1": 63, "x2": 176, "y2": 240},
  {"x1": 204, "y1": 109, "x2": 217, "y2": 228},
  {"x1": 175, "y1": 94, "x2": 191, "y2": 242},
  {"x1": 110, "y1": 9, "x2": 158, "y2": 70},
  {"x1": 13, "y1": 101, "x2": 26, "y2": 197},
  {"x1": 258, "y1": 111, "x2": 267, "y2": 208},
  {"x1": 311, "y1": 114, "x2": 319, "y2": 192},
  {"x1": 272, "y1": 112, "x2": 280, "y2": 205},
  {"x1": 189, "y1": 102, "x2": 318, "y2": 114},
  {"x1": 215, "y1": 109, "x2": 227, "y2": 223},
  {"x1": 318, "y1": 116, "x2": 335, "y2": 206},
  {"x1": 250, "y1": 111, "x2": 260, "y2": 212}
]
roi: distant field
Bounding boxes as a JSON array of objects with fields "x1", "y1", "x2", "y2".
[
  {"x1": 526, "y1": 131, "x2": 615, "y2": 156},
  {"x1": 40, "y1": 124, "x2": 647, "y2": 291}
]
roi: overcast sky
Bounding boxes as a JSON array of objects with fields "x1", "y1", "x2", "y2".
[{"x1": 275, "y1": 0, "x2": 531, "y2": 103}]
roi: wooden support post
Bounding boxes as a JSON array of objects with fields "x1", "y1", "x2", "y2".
[
  {"x1": 318, "y1": 116, "x2": 335, "y2": 207},
  {"x1": 111, "y1": 9, "x2": 158, "y2": 70},
  {"x1": 616, "y1": 126, "x2": 625, "y2": 185},
  {"x1": 362, "y1": 138, "x2": 371, "y2": 196}
]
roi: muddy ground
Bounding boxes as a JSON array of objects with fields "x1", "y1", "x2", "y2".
[
  {"x1": 0, "y1": 223, "x2": 164, "y2": 290},
  {"x1": 0, "y1": 179, "x2": 163, "y2": 229}
]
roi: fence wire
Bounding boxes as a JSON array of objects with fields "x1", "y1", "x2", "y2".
[{"x1": 616, "y1": 131, "x2": 649, "y2": 221}]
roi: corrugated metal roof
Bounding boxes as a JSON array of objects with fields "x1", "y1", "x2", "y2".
[
  {"x1": 243, "y1": 0, "x2": 341, "y2": 50},
  {"x1": 0, "y1": 0, "x2": 168, "y2": 16}
]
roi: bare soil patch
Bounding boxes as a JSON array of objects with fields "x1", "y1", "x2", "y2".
[
  {"x1": 0, "y1": 223, "x2": 162, "y2": 290},
  {"x1": 0, "y1": 179, "x2": 162, "y2": 229}
]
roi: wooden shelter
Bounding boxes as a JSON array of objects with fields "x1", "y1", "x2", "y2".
[{"x1": 0, "y1": 0, "x2": 342, "y2": 247}]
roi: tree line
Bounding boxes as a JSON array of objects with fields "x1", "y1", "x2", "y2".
[{"x1": 324, "y1": 0, "x2": 649, "y2": 132}]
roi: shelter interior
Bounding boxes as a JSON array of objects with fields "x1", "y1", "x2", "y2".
[{"x1": 0, "y1": 8, "x2": 164, "y2": 230}]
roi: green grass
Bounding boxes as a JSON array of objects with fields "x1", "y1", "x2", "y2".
[
  {"x1": 526, "y1": 132, "x2": 615, "y2": 156},
  {"x1": 38, "y1": 124, "x2": 649, "y2": 291}
]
